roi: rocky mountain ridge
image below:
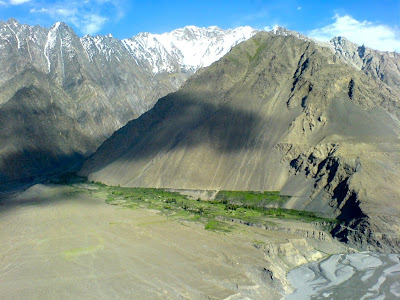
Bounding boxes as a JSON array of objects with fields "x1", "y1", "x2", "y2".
[
  {"x1": 270, "y1": 25, "x2": 400, "y2": 90},
  {"x1": 0, "y1": 19, "x2": 258, "y2": 84},
  {"x1": 329, "y1": 36, "x2": 400, "y2": 88}
]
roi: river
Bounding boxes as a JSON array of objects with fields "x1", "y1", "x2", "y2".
[{"x1": 287, "y1": 252, "x2": 400, "y2": 299}]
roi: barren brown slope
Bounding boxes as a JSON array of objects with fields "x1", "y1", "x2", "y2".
[{"x1": 81, "y1": 32, "x2": 400, "y2": 251}]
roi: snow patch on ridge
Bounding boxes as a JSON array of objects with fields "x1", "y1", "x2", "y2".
[
  {"x1": 81, "y1": 34, "x2": 122, "y2": 62},
  {"x1": 1, "y1": 20, "x2": 258, "y2": 76},
  {"x1": 44, "y1": 22, "x2": 63, "y2": 73}
]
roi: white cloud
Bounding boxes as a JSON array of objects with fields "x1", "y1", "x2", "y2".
[
  {"x1": 9, "y1": 0, "x2": 31, "y2": 4},
  {"x1": 30, "y1": 8, "x2": 49, "y2": 13},
  {"x1": 264, "y1": 25, "x2": 279, "y2": 31},
  {"x1": 308, "y1": 14, "x2": 400, "y2": 52},
  {"x1": 0, "y1": 0, "x2": 7, "y2": 5},
  {"x1": 82, "y1": 14, "x2": 108, "y2": 35},
  {"x1": 55, "y1": 8, "x2": 78, "y2": 18},
  {"x1": 297, "y1": 6, "x2": 302, "y2": 10},
  {"x1": 29, "y1": 0, "x2": 122, "y2": 35}
]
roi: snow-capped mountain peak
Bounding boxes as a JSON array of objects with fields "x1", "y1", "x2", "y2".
[
  {"x1": 0, "y1": 20, "x2": 258, "y2": 76},
  {"x1": 268, "y1": 25, "x2": 315, "y2": 43},
  {"x1": 122, "y1": 25, "x2": 259, "y2": 73}
]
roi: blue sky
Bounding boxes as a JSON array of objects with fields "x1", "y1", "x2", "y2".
[{"x1": 1, "y1": 0, "x2": 399, "y2": 51}]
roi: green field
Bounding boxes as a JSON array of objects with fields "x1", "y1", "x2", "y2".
[{"x1": 79, "y1": 180, "x2": 339, "y2": 232}]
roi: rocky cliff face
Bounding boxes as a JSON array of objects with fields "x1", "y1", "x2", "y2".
[
  {"x1": 81, "y1": 32, "x2": 400, "y2": 251},
  {"x1": 329, "y1": 36, "x2": 400, "y2": 89},
  {"x1": 0, "y1": 19, "x2": 256, "y2": 189}
]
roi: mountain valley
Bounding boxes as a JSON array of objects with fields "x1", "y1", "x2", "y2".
[
  {"x1": 81, "y1": 31, "x2": 400, "y2": 252},
  {"x1": 1, "y1": 18, "x2": 400, "y2": 299}
]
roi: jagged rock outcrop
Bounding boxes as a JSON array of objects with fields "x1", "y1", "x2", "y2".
[{"x1": 81, "y1": 32, "x2": 400, "y2": 251}]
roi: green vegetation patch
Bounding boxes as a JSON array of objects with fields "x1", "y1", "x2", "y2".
[
  {"x1": 63, "y1": 245, "x2": 104, "y2": 260},
  {"x1": 215, "y1": 190, "x2": 288, "y2": 208},
  {"x1": 81, "y1": 180, "x2": 339, "y2": 231},
  {"x1": 58, "y1": 174, "x2": 339, "y2": 232},
  {"x1": 205, "y1": 220, "x2": 232, "y2": 232}
]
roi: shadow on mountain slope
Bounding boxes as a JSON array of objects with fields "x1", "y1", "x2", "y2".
[
  {"x1": 0, "y1": 150, "x2": 84, "y2": 194},
  {"x1": 80, "y1": 90, "x2": 267, "y2": 175},
  {"x1": 0, "y1": 84, "x2": 95, "y2": 192}
]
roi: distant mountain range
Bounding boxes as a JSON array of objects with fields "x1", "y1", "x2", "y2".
[
  {"x1": 1, "y1": 17, "x2": 400, "y2": 209},
  {"x1": 0, "y1": 19, "x2": 256, "y2": 188},
  {"x1": 121, "y1": 25, "x2": 257, "y2": 74}
]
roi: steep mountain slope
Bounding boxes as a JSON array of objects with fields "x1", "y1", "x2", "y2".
[
  {"x1": 0, "y1": 81, "x2": 93, "y2": 185},
  {"x1": 0, "y1": 19, "x2": 256, "y2": 189},
  {"x1": 81, "y1": 32, "x2": 400, "y2": 251}
]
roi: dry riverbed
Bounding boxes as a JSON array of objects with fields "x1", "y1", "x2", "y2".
[{"x1": 0, "y1": 183, "x2": 348, "y2": 299}]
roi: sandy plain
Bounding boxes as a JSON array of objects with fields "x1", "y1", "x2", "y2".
[{"x1": 0, "y1": 183, "x2": 347, "y2": 299}]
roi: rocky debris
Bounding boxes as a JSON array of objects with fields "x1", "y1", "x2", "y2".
[{"x1": 2, "y1": 19, "x2": 398, "y2": 190}]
